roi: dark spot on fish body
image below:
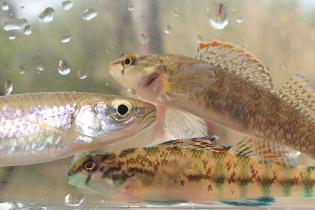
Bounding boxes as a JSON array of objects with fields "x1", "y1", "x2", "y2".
[
  {"x1": 215, "y1": 174, "x2": 225, "y2": 191},
  {"x1": 280, "y1": 179, "x2": 295, "y2": 197},
  {"x1": 185, "y1": 173, "x2": 207, "y2": 182},
  {"x1": 259, "y1": 177, "x2": 274, "y2": 197},
  {"x1": 119, "y1": 148, "x2": 137, "y2": 158},
  {"x1": 180, "y1": 180, "x2": 185, "y2": 186},
  {"x1": 143, "y1": 147, "x2": 159, "y2": 155},
  {"x1": 102, "y1": 166, "x2": 122, "y2": 178},
  {"x1": 207, "y1": 184, "x2": 213, "y2": 191}
]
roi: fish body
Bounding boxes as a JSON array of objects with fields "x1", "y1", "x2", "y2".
[
  {"x1": 68, "y1": 137, "x2": 315, "y2": 205},
  {"x1": 0, "y1": 92, "x2": 156, "y2": 166},
  {"x1": 109, "y1": 41, "x2": 315, "y2": 158}
]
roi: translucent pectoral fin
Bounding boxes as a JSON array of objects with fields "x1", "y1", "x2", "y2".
[{"x1": 164, "y1": 108, "x2": 208, "y2": 140}]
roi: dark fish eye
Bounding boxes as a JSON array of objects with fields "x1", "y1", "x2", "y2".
[
  {"x1": 82, "y1": 159, "x2": 97, "y2": 172},
  {"x1": 122, "y1": 56, "x2": 135, "y2": 66},
  {"x1": 117, "y1": 104, "x2": 129, "y2": 116}
]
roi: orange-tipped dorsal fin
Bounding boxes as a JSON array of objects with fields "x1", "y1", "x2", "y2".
[{"x1": 197, "y1": 40, "x2": 273, "y2": 90}]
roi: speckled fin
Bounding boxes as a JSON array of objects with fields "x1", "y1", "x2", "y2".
[
  {"x1": 159, "y1": 135, "x2": 231, "y2": 152},
  {"x1": 233, "y1": 136, "x2": 300, "y2": 168},
  {"x1": 220, "y1": 196, "x2": 274, "y2": 206},
  {"x1": 164, "y1": 108, "x2": 208, "y2": 139},
  {"x1": 196, "y1": 41, "x2": 273, "y2": 90},
  {"x1": 277, "y1": 74, "x2": 315, "y2": 122}
]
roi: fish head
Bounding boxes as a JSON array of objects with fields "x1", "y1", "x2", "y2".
[
  {"x1": 68, "y1": 153, "x2": 145, "y2": 201},
  {"x1": 109, "y1": 54, "x2": 204, "y2": 103},
  {"x1": 74, "y1": 96, "x2": 156, "y2": 146}
]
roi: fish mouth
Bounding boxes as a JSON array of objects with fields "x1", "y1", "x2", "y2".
[{"x1": 138, "y1": 72, "x2": 160, "y2": 88}]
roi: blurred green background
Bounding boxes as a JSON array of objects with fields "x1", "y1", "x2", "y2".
[{"x1": 0, "y1": 0, "x2": 315, "y2": 208}]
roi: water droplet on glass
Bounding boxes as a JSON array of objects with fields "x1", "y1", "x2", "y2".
[
  {"x1": 164, "y1": 25, "x2": 172, "y2": 34},
  {"x1": 104, "y1": 82, "x2": 109, "y2": 87},
  {"x1": 77, "y1": 70, "x2": 88, "y2": 80},
  {"x1": 57, "y1": 59, "x2": 70, "y2": 75},
  {"x1": 3, "y1": 18, "x2": 28, "y2": 31},
  {"x1": 196, "y1": 35, "x2": 202, "y2": 43},
  {"x1": 19, "y1": 66, "x2": 25, "y2": 74},
  {"x1": 2, "y1": 1, "x2": 9, "y2": 11},
  {"x1": 0, "y1": 202, "x2": 15, "y2": 210},
  {"x1": 38, "y1": 7, "x2": 55, "y2": 23},
  {"x1": 62, "y1": 0, "x2": 73, "y2": 11},
  {"x1": 23, "y1": 25, "x2": 32, "y2": 36},
  {"x1": 127, "y1": 88, "x2": 135, "y2": 95},
  {"x1": 81, "y1": 8, "x2": 97, "y2": 21},
  {"x1": 4, "y1": 80, "x2": 13, "y2": 95},
  {"x1": 36, "y1": 64, "x2": 44, "y2": 73},
  {"x1": 139, "y1": 33, "x2": 149, "y2": 44},
  {"x1": 171, "y1": 7, "x2": 180, "y2": 17},
  {"x1": 207, "y1": 3, "x2": 228, "y2": 30},
  {"x1": 8, "y1": 35, "x2": 16, "y2": 40},
  {"x1": 236, "y1": 18, "x2": 243, "y2": 23},
  {"x1": 60, "y1": 34, "x2": 71, "y2": 43},
  {"x1": 127, "y1": 3, "x2": 135, "y2": 12},
  {"x1": 64, "y1": 193, "x2": 84, "y2": 207}
]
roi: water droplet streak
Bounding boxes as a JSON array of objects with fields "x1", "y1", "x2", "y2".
[
  {"x1": 139, "y1": 33, "x2": 149, "y2": 44},
  {"x1": 207, "y1": 3, "x2": 228, "y2": 30},
  {"x1": 23, "y1": 25, "x2": 32, "y2": 35},
  {"x1": 164, "y1": 25, "x2": 172, "y2": 34},
  {"x1": 64, "y1": 193, "x2": 84, "y2": 207},
  {"x1": 38, "y1": 7, "x2": 55, "y2": 23},
  {"x1": 58, "y1": 59, "x2": 71, "y2": 75},
  {"x1": 4, "y1": 80, "x2": 13, "y2": 95},
  {"x1": 77, "y1": 70, "x2": 88, "y2": 80},
  {"x1": 2, "y1": 1, "x2": 9, "y2": 11},
  {"x1": 60, "y1": 34, "x2": 71, "y2": 43},
  {"x1": 62, "y1": 0, "x2": 73, "y2": 11},
  {"x1": 128, "y1": 3, "x2": 135, "y2": 12},
  {"x1": 82, "y1": 8, "x2": 97, "y2": 21},
  {"x1": 3, "y1": 18, "x2": 28, "y2": 31}
]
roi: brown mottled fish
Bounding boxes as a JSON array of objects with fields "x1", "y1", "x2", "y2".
[
  {"x1": 109, "y1": 41, "x2": 315, "y2": 159},
  {"x1": 68, "y1": 136, "x2": 315, "y2": 206}
]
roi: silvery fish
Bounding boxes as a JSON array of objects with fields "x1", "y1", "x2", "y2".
[
  {"x1": 109, "y1": 41, "x2": 315, "y2": 159},
  {"x1": 68, "y1": 136, "x2": 315, "y2": 207},
  {"x1": 0, "y1": 92, "x2": 156, "y2": 166}
]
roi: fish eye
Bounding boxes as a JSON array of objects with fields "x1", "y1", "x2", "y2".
[
  {"x1": 82, "y1": 159, "x2": 97, "y2": 172},
  {"x1": 111, "y1": 100, "x2": 132, "y2": 121},
  {"x1": 117, "y1": 104, "x2": 129, "y2": 116},
  {"x1": 122, "y1": 56, "x2": 135, "y2": 67}
]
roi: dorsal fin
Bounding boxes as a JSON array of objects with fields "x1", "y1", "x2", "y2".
[
  {"x1": 277, "y1": 74, "x2": 315, "y2": 122},
  {"x1": 232, "y1": 136, "x2": 301, "y2": 168},
  {"x1": 159, "y1": 135, "x2": 231, "y2": 152},
  {"x1": 196, "y1": 41, "x2": 273, "y2": 90}
]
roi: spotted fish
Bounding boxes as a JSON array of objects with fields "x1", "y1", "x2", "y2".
[{"x1": 68, "y1": 136, "x2": 315, "y2": 206}]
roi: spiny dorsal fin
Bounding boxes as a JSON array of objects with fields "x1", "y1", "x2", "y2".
[
  {"x1": 232, "y1": 136, "x2": 300, "y2": 168},
  {"x1": 196, "y1": 41, "x2": 273, "y2": 90},
  {"x1": 159, "y1": 135, "x2": 231, "y2": 152},
  {"x1": 277, "y1": 74, "x2": 315, "y2": 122}
]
